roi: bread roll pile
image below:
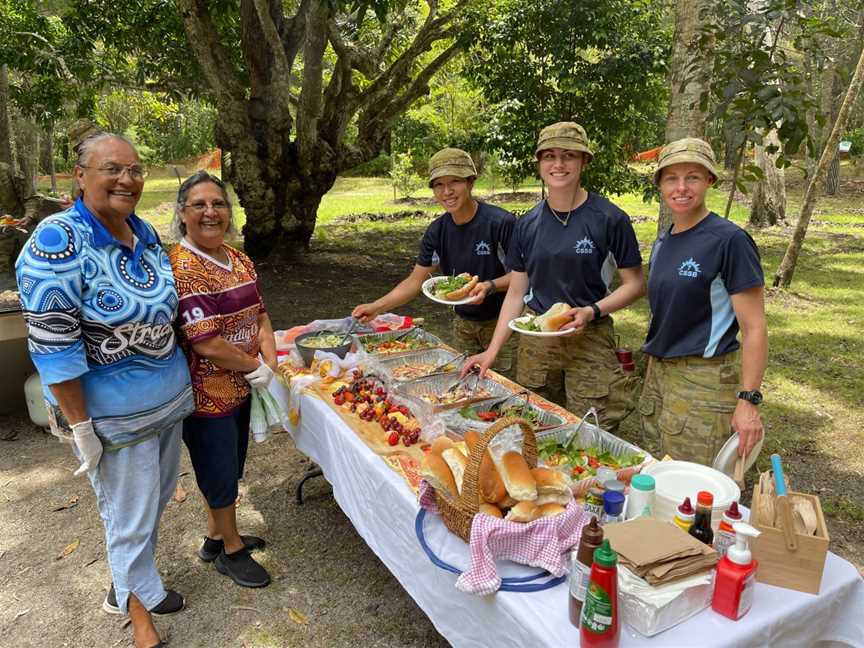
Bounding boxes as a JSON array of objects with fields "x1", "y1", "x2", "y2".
[{"x1": 420, "y1": 432, "x2": 572, "y2": 522}]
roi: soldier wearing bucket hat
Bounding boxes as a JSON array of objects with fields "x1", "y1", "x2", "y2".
[
  {"x1": 353, "y1": 147, "x2": 518, "y2": 373},
  {"x1": 640, "y1": 137, "x2": 767, "y2": 467},
  {"x1": 461, "y1": 122, "x2": 646, "y2": 431}
]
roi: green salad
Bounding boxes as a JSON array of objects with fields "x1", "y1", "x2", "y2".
[
  {"x1": 433, "y1": 274, "x2": 471, "y2": 295},
  {"x1": 513, "y1": 317, "x2": 540, "y2": 332},
  {"x1": 300, "y1": 333, "x2": 347, "y2": 348},
  {"x1": 458, "y1": 403, "x2": 541, "y2": 425},
  {"x1": 538, "y1": 437, "x2": 644, "y2": 480}
]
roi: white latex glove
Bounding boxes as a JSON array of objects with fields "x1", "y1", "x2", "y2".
[
  {"x1": 244, "y1": 362, "x2": 274, "y2": 389},
  {"x1": 71, "y1": 419, "x2": 103, "y2": 476}
]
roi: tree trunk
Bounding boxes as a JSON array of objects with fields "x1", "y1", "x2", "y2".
[
  {"x1": 46, "y1": 126, "x2": 57, "y2": 194},
  {"x1": 824, "y1": 153, "x2": 840, "y2": 195},
  {"x1": 0, "y1": 65, "x2": 16, "y2": 170},
  {"x1": 774, "y1": 41, "x2": 864, "y2": 288},
  {"x1": 13, "y1": 117, "x2": 37, "y2": 196},
  {"x1": 658, "y1": 0, "x2": 712, "y2": 235},
  {"x1": 723, "y1": 120, "x2": 741, "y2": 170},
  {"x1": 750, "y1": 130, "x2": 786, "y2": 227}
]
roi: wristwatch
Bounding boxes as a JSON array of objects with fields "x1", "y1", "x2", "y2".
[
  {"x1": 737, "y1": 390, "x2": 763, "y2": 405},
  {"x1": 589, "y1": 303, "x2": 602, "y2": 320},
  {"x1": 486, "y1": 280, "x2": 496, "y2": 295}
]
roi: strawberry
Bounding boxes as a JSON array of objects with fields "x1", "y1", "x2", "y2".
[{"x1": 387, "y1": 432, "x2": 399, "y2": 446}]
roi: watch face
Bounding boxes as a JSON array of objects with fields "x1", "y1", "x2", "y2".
[{"x1": 739, "y1": 390, "x2": 763, "y2": 405}]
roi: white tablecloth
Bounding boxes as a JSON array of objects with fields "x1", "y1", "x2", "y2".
[{"x1": 286, "y1": 388, "x2": 864, "y2": 648}]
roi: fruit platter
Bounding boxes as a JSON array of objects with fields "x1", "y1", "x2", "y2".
[{"x1": 329, "y1": 371, "x2": 428, "y2": 449}]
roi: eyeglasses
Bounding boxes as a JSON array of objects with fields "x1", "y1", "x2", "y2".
[
  {"x1": 79, "y1": 163, "x2": 148, "y2": 181},
  {"x1": 183, "y1": 200, "x2": 231, "y2": 213}
]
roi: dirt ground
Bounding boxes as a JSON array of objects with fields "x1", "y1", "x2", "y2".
[{"x1": 1, "y1": 215, "x2": 862, "y2": 648}]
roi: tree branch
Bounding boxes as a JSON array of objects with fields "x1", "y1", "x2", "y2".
[
  {"x1": 175, "y1": 0, "x2": 244, "y2": 100},
  {"x1": 295, "y1": 1, "x2": 330, "y2": 172}
]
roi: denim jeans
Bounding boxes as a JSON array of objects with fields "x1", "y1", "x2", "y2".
[{"x1": 82, "y1": 422, "x2": 181, "y2": 613}]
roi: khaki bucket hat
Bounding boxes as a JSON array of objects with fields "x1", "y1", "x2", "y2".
[
  {"x1": 428, "y1": 148, "x2": 477, "y2": 187},
  {"x1": 654, "y1": 137, "x2": 719, "y2": 185},
  {"x1": 535, "y1": 122, "x2": 594, "y2": 161}
]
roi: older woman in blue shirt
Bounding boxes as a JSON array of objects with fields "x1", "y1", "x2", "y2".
[{"x1": 16, "y1": 132, "x2": 192, "y2": 648}]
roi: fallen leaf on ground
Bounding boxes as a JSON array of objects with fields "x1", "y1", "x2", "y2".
[
  {"x1": 56, "y1": 538, "x2": 80, "y2": 560},
  {"x1": 52, "y1": 495, "x2": 79, "y2": 512},
  {"x1": 286, "y1": 608, "x2": 308, "y2": 625},
  {"x1": 174, "y1": 482, "x2": 187, "y2": 503}
]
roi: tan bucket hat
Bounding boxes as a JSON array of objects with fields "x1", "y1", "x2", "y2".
[
  {"x1": 428, "y1": 148, "x2": 477, "y2": 187},
  {"x1": 654, "y1": 137, "x2": 719, "y2": 185},
  {"x1": 535, "y1": 122, "x2": 594, "y2": 161}
]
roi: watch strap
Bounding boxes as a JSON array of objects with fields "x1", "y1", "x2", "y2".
[{"x1": 590, "y1": 303, "x2": 602, "y2": 320}]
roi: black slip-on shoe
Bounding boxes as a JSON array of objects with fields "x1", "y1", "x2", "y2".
[
  {"x1": 198, "y1": 535, "x2": 267, "y2": 562},
  {"x1": 213, "y1": 548, "x2": 271, "y2": 588},
  {"x1": 102, "y1": 585, "x2": 185, "y2": 616}
]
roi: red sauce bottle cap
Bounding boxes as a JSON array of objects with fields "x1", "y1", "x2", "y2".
[
  {"x1": 678, "y1": 496, "x2": 694, "y2": 515},
  {"x1": 697, "y1": 491, "x2": 714, "y2": 507},
  {"x1": 725, "y1": 500, "x2": 742, "y2": 520}
]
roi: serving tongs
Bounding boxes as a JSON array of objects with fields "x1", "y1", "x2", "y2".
[
  {"x1": 339, "y1": 317, "x2": 360, "y2": 346},
  {"x1": 429, "y1": 352, "x2": 466, "y2": 376},
  {"x1": 477, "y1": 390, "x2": 561, "y2": 431},
  {"x1": 443, "y1": 366, "x2": 481, "y2": 398}
]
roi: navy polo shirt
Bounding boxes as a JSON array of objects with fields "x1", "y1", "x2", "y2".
[
  {"x1": 506, "y1": 194, "x2": 642, "y2": 313},
  {"x1": 642, "y1": 212, "x2": 764, "y2": 359},
  {"x1": 417, "y1": 201, "x2": 516, "y2": 321}
]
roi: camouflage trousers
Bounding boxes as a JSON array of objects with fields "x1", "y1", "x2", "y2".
[
  {"x1": 452, "y1": 316, "x2": 515, "y2": 377},
  {"x1": 639, "y1": 351, "x2": 740, "y2": 466},
  {"x1": 0, "y1": 228, "x2": 24, "y2": 274},
  {"x1": 516, "y1": 311, "x2": 638, "y2": 433}
]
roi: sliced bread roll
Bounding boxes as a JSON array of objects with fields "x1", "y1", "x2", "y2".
[
  {"x1": 498, "y1": 451, "x2": 537, "y2": 501},
  {"x1": 536, "y1": 491, "x2": 572, "y2": 506},
  {"x1": 442, "y1": 447, "x2": 468, "y2": 494},
  {"x1": 505, "y1": 501, "x2": 538, "y2": 523},
  {"x1": 464, "y1": 430, "x2": 508, "y2": 504},
  {"x1": 536, "y1": 503, "x2": 567, "y2": 518},
  {"x1": 421, "y1": 453, "x2": 458, "y2": 500},
  {"x1": 531, "y1": 467, "x2": 570, "y2": 497},
  {"x1": 430, "y1": 436, "x2": 455, "y2": 457},
  {"x1": 535, "y1": 302, "x2": 572, "y2": 332},
  {"x1": 478, "y1": 503, "x2": 503, "y2": 519}
]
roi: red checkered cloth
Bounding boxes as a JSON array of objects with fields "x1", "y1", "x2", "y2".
[{"x1": 418, "y1": 480, "x2": 589, "y2": 595}]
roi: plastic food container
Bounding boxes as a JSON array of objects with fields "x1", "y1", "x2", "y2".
[
  {"x1": 642, "y1": 461, "x2": 741, "y2": 531},
  {"x1": 358, "y1": 328, "x2": 443, "y2": 357}
]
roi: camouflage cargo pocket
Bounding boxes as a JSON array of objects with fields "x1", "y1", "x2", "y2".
[{"x1": 659, "y1": 397, "x2": 735, "y2": 465}]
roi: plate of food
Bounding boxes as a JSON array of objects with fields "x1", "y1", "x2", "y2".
[
  {"x1": 422, "y1": 273, "x2": 479, "y2": 306},
  {"x1": 508, "y1": 303, "x2": 575, "y2": 337}
]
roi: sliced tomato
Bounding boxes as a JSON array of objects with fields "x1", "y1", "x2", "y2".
[{"x1": 477, "y1": 411, "x2": 498, "y2": 421}]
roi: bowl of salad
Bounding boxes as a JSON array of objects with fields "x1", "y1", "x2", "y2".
[
  {"x1": 537, "y1": 435, "x2": 648, "y2": 496},
  {"x1": 294, "y1": 330, "x2": 354, "y2": 367}
]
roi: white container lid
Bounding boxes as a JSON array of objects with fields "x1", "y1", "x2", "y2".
[{"x1": 643, "y1": 461, "x2": 740, "y2": 529}]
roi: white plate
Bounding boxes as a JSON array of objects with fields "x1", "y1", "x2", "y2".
[
  {"x1": 421, "y1": 276, "x2": 476, "y2": 306},
  {"x1": 712, "y1": 431, "x2": 764, "y2": 478},
  {"x1": 507, "y1": 316, "x2": 575, "y2": 337},
  {"x1": 644, "y1": 460, "x2": 740, "y2": 515}
]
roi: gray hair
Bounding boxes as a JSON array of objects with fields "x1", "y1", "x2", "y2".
[
  {"x1": 75, "y1": 131, "x2": 137, "y2": 167},
  {"x1": 170, "y1": 171, "x2": 236, "y2": 239}
]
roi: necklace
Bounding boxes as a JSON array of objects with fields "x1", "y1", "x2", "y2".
[{"x1": 546, "y1": 199, "x2": 578, "y2": 227}]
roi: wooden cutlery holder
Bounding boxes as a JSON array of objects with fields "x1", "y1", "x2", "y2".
[{"x1": 750, "y1": 472, "x2": 829, "y2": 594}]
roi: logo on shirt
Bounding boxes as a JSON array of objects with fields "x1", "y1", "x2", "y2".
[
  {"x1": 573, "y1": 237, "x2": 595, "y2": 254},
  {"x1": 431, "y1": 251, "x2": 440, "y2": 266},
  {"x1": 678, "y1": 258, "x2": 701, "y2": 278},
  {"x1": 474, "y1": 240, "x2": 491, "y2": 256}
]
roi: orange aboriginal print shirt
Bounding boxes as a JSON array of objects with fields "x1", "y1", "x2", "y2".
[{"x1": 169, "y1": 240, "x2": 266, "y2": 417}]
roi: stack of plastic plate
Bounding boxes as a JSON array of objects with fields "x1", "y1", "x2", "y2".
[{"x1": 643, "y1": 461, "x2": 741, "y2": 531}]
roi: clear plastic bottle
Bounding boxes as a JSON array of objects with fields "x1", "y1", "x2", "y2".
[
  {"x1": 713, "y1": 501, "x2": 743, "y2": 558},
  {"x1": 624, "y1": 474, "x2": 655, "y2": 520}
]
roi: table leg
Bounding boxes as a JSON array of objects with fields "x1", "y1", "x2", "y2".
[{"x1": 295, "y1": 467, "x2": 324, "y2": 505}]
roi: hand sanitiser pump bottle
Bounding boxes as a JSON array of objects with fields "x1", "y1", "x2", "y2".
[{"x1": 711, "y1": 522, "x2": 761, "y2": 620}]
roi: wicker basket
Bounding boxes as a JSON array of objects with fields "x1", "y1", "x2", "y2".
[{"x1": 434, "y1": 416, "x2": 536, "y2": 542}]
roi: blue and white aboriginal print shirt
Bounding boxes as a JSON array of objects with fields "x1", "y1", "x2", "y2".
[{"x1": 15, "y1": 198, "x2": 192, "y2": 448}]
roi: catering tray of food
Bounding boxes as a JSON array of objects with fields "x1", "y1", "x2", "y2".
[
  {"x1": 376, "y1": 347, "x2": 463, "y2": 382},
  {"x1": 441, "y1": 393, "x2": 568, "y2": 434},
  {"x1": 358, "y1": 327, "x2": 443, "y2": 357},
  {"x1": 395, "y1": 370, "x2": 512, "y2": 412},
  {"x1": 536, "y1": 418, "x2": 652, "y2": 496}
]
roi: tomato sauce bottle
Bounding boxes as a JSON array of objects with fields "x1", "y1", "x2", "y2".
[{"x1": 580, "y1": 539, "x2": 620, "y2": 648}]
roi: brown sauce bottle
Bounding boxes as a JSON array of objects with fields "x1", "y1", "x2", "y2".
[
  {"x1": 569, "y1": 516, "x2": 604, "y2": 626},
  {"x1": 688, "y1": 490, "x2": 715, "y2": 546}
]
